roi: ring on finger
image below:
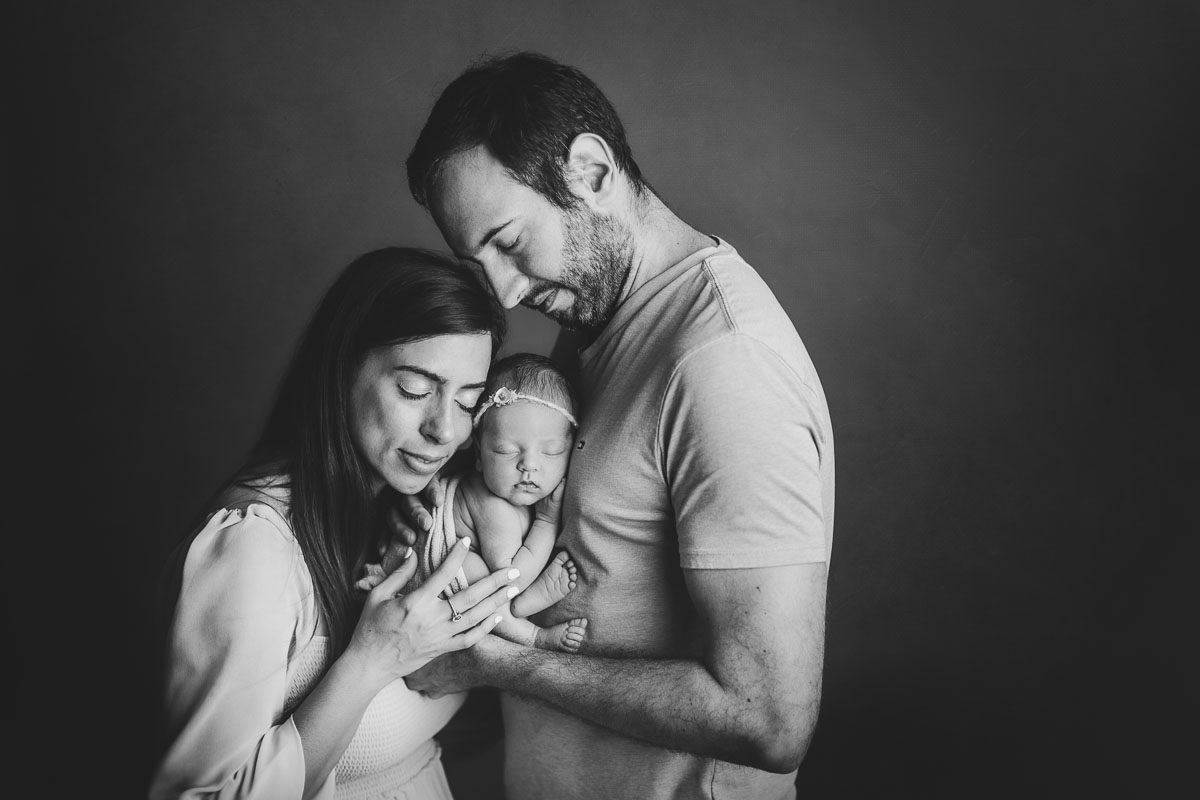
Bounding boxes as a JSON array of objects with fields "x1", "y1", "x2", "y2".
[{"x1": 447, "y1": 596, "x2": 463, "y2": 622}]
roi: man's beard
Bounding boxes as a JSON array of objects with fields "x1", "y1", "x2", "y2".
[{"x1": 539, "y1": 207, "x2": 633, "y2": 333}]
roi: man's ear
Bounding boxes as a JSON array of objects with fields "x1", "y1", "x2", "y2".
[{"x1": 566, "y1": 133, "x2": 618, "y2": 210}]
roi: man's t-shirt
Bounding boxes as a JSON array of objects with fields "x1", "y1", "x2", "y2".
[{"x1": 504, "y1": 238, "x2": 835, "y2": 800}]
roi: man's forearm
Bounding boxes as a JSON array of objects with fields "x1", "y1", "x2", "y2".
[
  {"x1": 408, "y1": 563, "x2": 827, "y2": 772},
  {"x1": 476, "y1": 637, "x2": 818, "y2": 772}
]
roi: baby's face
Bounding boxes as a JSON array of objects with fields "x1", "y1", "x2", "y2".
[{"x1": 477, "y1": 401, "x2": 574, "y2": 506}]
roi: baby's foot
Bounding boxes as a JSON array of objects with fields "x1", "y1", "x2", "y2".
[
  {"x1": 534, "y1": 618, "x2": 588, "y2": 653},
  {"x1": 512, "y1": 551, "x2": 577, "y2": 618},
  {"x1": 538, "y1": 550, "x2": 578, "y2": 602}
]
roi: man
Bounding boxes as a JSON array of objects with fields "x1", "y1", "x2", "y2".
[{"x1": 404, "y1": 52, "x2": 834, "y2": 799}]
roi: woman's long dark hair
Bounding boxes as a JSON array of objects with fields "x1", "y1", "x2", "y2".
[{"x1": 159, "y1": 247, "x2": 504, "y2": 663}]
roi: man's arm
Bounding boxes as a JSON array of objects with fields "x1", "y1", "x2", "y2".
[{"x1": 408, "y1": 559, "x2": 826, "y2": 773}]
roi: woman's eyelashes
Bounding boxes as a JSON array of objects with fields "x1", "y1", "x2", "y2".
[
  {"x1": 457, "y1": 390, "x2": 483, "y2": 414},
  {"x1": 398, "y1": 381, "x2": 433, "y2": 400},
  {"x1": 397, "y1": 383, "x2": 479, "y2": 415}
]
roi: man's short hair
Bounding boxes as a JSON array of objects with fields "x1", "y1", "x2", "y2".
[{"x1": 407, "y1": 51, "x2": 649, "y2": 210}]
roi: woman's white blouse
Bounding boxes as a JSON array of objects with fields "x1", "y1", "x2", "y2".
[{"x1": 150, "y1": 504, "x2": 464, "y2": 799}]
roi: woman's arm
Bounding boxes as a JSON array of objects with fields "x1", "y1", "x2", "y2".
[
  {"x1": 296, "y1": 538, "x2": 518, "y2": 795},
  {"x1": 154, "y1": 512, "x2": 516, "y2": 800}
]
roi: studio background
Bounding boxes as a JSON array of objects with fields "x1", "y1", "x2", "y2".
[{"x1": 12, "y1": 1, "x2": 1193, "y2": 797}]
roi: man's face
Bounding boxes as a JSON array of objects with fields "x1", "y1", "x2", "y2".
[{"x1": 430, "y1": 145, "x2": 631, "y2": 332}]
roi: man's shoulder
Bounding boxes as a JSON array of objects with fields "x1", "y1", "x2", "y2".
[
  {"x1": 697, "y1": 247, "x2": 795, "y2": 333},
  {"x1": 647, "y1": 245, "x2": 801, "y2": 357}
]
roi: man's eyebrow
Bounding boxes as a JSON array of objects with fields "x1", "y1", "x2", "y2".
[
  {"x1": 474, "y1": 220, "x2": 514, "y2": 252},
  {"x1": 395, "y1": 365, "x2": 486, "y2": 390}
]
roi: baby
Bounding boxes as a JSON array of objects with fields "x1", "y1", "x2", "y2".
[{"x1": 360, "y1": 353, "x2": 586, "y2": 652}]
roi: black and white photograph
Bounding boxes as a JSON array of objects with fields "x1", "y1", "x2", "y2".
[{"x1": 11, "y1": 1, "x2": 1193, "y2": 797}]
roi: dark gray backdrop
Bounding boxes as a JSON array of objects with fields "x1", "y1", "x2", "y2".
[{"x1": 12, "y1": 1, "x2": 1194, "y2": 797}]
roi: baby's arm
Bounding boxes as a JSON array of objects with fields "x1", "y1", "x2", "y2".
[
  {"x1": 509, "y1": 509, "x2": 559, "y2": 588},
  {"x1": 461, "y1": 481, "x2": 543, "y2": 592},
  {"x1": 456, "y1": 482, "x2": 583, "y2": 651},
  {"x1": 490, "y1": 479, "x2": 565, "y2": 593}
]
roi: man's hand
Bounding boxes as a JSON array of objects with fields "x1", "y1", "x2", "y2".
[{"x1": 404, "y1": 634, "x2": 505, "y2": 697}]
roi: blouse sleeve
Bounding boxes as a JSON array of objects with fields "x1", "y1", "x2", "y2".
[{"x1": 150, "y1": 506, "x2": 332, "y2": 800}]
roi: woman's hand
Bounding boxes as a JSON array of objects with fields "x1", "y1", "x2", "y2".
[{"x1": 347, "y1": 537, "x2": 520, "y2": 687}]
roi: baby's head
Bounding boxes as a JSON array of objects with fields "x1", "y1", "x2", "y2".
[{"x1": 472, "y1": 353, "x2": 577, "y2": 506}]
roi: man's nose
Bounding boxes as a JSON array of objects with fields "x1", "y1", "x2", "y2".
[{"x1": 481, "y1": 260, "x2": 529, "y2": 309}]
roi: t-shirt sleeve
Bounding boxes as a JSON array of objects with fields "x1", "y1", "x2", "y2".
[
  {"x1": 660, "y1": 333, "x2": 830, "y2": 569},
  {"x1": 151, "y1": 506, "x2": 329, "y2": 800}
]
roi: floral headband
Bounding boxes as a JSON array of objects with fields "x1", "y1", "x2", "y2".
[{"x1": 473, "y1": 386, "x2": 578, "y2": 428}]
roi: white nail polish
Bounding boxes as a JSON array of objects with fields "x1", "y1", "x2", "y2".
[
  {"x1": 506, "y1": 586, "x2": 520, "y2": 599},
  {"x1": 460, "y1": 537, "x2": 471, "y2": 548},
  {"x1": 493, "y1": 615, "x2": 504, "y2": 624},
  {"x1": 507, "y1": 568, "x2": 520, "y2": 580}
]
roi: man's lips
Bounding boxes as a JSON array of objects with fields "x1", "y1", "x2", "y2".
[{"x1": 526, "y1": 287, "x2": 559, "y2": 314}]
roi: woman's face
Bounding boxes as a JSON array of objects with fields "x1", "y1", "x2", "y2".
[{"x1": 350, "y1": 332, "x2": 492, "y2": 495}]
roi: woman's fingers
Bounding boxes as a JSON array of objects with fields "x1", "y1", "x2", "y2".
[
  {"x1": 449, "y1": 561, "x2": 522, "y2": 613},
  {"x1": 452, "y1": 606, "x2": 506, "y2": 649},
  {"x1": 408, "y1": 536, "x2": 474, "y2": 601},
  {"x1": 370, "y1": 547, "x2": 417, "y2": 598}
]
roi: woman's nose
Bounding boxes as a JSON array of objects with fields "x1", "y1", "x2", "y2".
[{"x1": 421, "y1": 399, "x2": 458, "y2": 444}]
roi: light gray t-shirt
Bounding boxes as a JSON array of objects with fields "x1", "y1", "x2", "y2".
[{"x1": 504, "y1": 238, "x2": 834, "y2": 800}]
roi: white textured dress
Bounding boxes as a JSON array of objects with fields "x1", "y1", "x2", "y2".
[{"x1": 150, "y1": 499, "x2": 465, "y2": 799}]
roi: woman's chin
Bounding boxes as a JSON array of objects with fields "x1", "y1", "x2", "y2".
[{"x1": 376, "y1": 469, "x2": 435, "y2": 497}]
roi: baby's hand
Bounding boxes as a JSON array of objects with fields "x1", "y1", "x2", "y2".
[{"x1": 534, "y1": 479, "x2": 566, "y2": 527}]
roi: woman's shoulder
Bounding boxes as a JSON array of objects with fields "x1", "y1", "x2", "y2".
[
  {"x1": 185, "y1": 499, "x2": 309, "y2": 613},
  {"x1": 213, "y1": 471, "x2": 291, "y2": 513},
  {"x1": 196, "y1": 475, "x2": 299, "y2": 565}
]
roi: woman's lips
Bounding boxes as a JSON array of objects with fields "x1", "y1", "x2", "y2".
[{"x1": 399, "y1": 450, "x2": 448, "y2": 475}]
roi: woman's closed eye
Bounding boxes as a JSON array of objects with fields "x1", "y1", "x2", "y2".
[
  {"x1": 398, "y1": 380, "x2": 434, "y2": 400},
  {"x1": 456, "y1": 389, "x2": 483, "y2": 414}
]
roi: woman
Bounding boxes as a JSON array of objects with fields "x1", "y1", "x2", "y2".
[{"x1": 151, "y1": 247, "x2": 518, "y2": 799}]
